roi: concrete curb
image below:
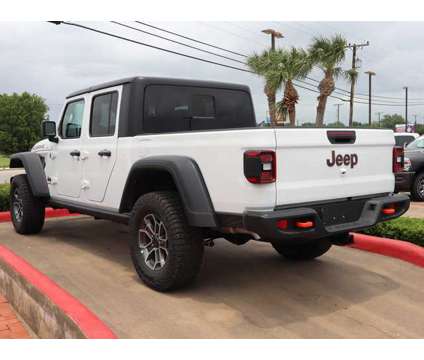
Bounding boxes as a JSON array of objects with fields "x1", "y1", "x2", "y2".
[
  {"x1": 0, "y1": 245, "x2": 117, "y2": 339},
  {"x1": 0, "y1": 208, "x2": 79, "y2": 223},
  {"x1": 350, "y1": 233, "x2": 424, "y2": 268}
]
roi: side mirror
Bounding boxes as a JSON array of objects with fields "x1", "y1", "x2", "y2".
[{"x1": 41, "y1": 121, "x2": 58, "y2": 143}]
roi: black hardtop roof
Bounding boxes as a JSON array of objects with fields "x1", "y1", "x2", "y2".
[{"x1": 66, "y1": 76, "x2": 251, "y2": 99}]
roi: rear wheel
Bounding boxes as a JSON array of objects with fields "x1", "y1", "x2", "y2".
[
  {"x1": 271, "y1": 238, "x2": 332, "y2": 261},
  {"x1": 129, "y1": 191, "x2": 204, "y2": 292},
  {"x1": 411, "y1": 172, "x2": 424, "y2": 201},
  {"x1": 10, "y1": 174, "x2": 45, "y2": 234}
]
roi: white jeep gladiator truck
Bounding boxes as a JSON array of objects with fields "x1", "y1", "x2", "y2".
[{"x1": 9, "y1": 76, "x2": 410, "y2": 291}]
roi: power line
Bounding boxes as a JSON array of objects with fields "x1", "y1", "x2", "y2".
[
  {"x1": 135, "y1": 21, "x2": 247, "y2": 58},
  {"x1": 48, "y1": 22, "x2": 424, "y2": 107},
  {"x1": 49, "y1": 21, "x2": 254, "y2": 74},
  {"x1": 111, "y1": 21, "x2": 246, "y2": 65}
]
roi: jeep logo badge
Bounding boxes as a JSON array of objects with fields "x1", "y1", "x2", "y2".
[{"x1": 326, "y1": 150, "x2": 358, "y2": 169}]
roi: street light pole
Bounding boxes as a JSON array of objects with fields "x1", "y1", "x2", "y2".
[
  {"x1": 346, "y1": 41, "x2": 369, "y2": 126},
  {"x1": 261, "y1": 29, "x2": 283, "y2": 50},
  {"x1": 334, "y1": 103, "x2": 343, "y2": 125},
  {"x1": 365, "y1": 71, "x2": 375, "y2": 126},
  {"x1": 404, "y1": 86, "x2": 409, "y2": 130},
  {"x1": 375, "y1": 112, "x2": 383, "y2": 127}
]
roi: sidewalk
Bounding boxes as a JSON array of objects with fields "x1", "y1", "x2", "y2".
[
  {"x1": 405, "y1": 201, "x2": 424, "y2": 219},
  {"x1": 0, "y1": 294, "x2": 31, "y2": 339}
]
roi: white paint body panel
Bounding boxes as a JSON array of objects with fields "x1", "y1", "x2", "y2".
[{"x1": 102, "y1": 129, "x2": 277, "y2": 213}]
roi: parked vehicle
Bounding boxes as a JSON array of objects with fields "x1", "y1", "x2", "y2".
[
  {"x1": 394, "y1": 132, "x2": 419, "y2": 148},
  {"x1": 395, "y1": 136, "x2": 424, "y2": 200},
  {"x1": 9, "y1": 77, "x2": 410, "y2": 291}
]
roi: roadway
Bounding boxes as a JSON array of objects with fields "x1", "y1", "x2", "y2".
[{"x1": 0, "y1": 216, "x2": 423, "y2": 338}]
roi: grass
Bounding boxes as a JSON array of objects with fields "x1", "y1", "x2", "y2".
[
  {"x1": 0, "y1": 183, "x2": 10, "y2": 211},
  {"x1": 362, "y1": 217, "x2": 424, "y2": 247},
  {"x1": 0, "y1": 154, "x2": 9, "y2": 168}
]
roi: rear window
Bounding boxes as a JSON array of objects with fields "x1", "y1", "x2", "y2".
[
  {"x1": 395, "y1": 135, "x2": 415, "y2": 147},
  {"x1": 142, "y1": 85, "x2": 255, "y2": 134}
]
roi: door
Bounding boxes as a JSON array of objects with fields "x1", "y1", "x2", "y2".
[
  {"x1": 54, "y1": 99, "x2": 86, "y2": 199},
  {"x1": 81, "y1": 90, "x2": 120, "y2": 203},
  {"x1": 405, "y1": 137, "x2": 424, "y2": 169}
]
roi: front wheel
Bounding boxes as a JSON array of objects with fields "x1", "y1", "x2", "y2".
[
  {"x1": 129, "y1": 191, "x2": 204, "y2": 292},
  {"x1": 411, "y1": 172, "x2": 424, "y2": 201},
  {"x1": 271, "y1": 238, "x2": 332, "y2": 261},
  {"x1": 10, "y1": 174, "x2": 45, "y2": 234}
]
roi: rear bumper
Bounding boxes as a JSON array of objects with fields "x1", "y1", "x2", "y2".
[
  {"x1": 243, "y1": 193, "x2": 410, "y2": 242},
  {"x1": 395, "y1": 171, "x2": 415, "y2": 192}
]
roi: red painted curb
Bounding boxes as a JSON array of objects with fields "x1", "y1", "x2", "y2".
[
  {"x1": 0, "y1": 208, "x2": 79, "y2": 223},
  {"x1": 0, "y1": 245, "x2": 117, "y2": 339},
  {"x1": 350, "y1": 233, "x2": 424, "y2": 268}
]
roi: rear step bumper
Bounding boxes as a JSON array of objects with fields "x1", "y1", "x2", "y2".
[{"x1": 243, "y1": 194, "x2": 410, "y2": 242}]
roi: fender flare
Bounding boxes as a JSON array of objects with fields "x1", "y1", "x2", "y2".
[
  {"x1": 9, "y1": 152, "x2": 50, "y2": 198},
  {"x1": 120, "y1": 156, "x2": 217, "y2": 228}
]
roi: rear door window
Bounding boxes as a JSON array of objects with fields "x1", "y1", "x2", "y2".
[
  {"x1": 90, "y1": 92, "x2": 118, "y2": 137},
  {"x1": 142, "y1": 85, "x2": 255, "y2": 133}
]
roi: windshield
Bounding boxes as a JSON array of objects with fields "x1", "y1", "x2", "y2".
[
  {"x1": 407, "y1": 137, "x2": 424, "y2": 149},
  {"x1": 395, "y1": 135, "x2": 415, "y2": 147}
]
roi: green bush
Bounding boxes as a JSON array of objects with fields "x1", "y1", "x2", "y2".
[
  {"x1": 0, "y1": 154, "x2": 9, "y2": 168},
  {"x1": 0, "y1": 184, "x2": 10, "y2": 211},
  {"x1": 362, "y1": 217, "x2": 424, "y2": 247}
]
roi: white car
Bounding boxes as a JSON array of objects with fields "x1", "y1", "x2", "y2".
[{"x1": 9, "y1": 77, "x2": 410, "y2": 291}]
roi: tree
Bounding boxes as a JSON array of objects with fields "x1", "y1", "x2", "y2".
[
  {"x1": 326, "y1": 121, "x2": 346, "y2": 128},
  {"x1": 0, "y1": 93, "x2": 48, "y2": 154},
  {"x1": 272, "y1": 47, "x2": 313, "y2": 126},
  {"x1": 247, "y1": 50, "x2": 282, "y2": 126},
  {"x1": 309, "y1": 35, "x2": 347, "y2": 127},
  {"x1": 379, "y1": 114, "x2": 405, "y2": 130}
]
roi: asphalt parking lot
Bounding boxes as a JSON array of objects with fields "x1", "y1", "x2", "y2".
[{"x1": 0, "y1": 216, "x2": 423, "y2": 338}]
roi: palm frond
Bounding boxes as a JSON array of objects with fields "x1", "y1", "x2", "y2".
[
  {"x1": 309, "y1": 34, "x2": 347, "y2": 72},
  {"x1": 344, "y1": 68, "x2": 358, "y2": 85}
]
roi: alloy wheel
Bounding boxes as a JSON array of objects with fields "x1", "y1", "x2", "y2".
[
  {"x1": 138, "y1": 213, "x2": 168, "y2": 271},
  {"x1": 12, "y1": 189, "x2": 24, "y2": 223}
]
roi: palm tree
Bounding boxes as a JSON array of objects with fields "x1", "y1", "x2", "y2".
[
  {"x1": 309, "y1": 35, "x2": 347, "y2": 126},
  {"x1": 273, "y1": 47, "x2": 313, "y2": 126},
  {"x1": 247, "y1": 50, "x2": 283, "y2": 126}
]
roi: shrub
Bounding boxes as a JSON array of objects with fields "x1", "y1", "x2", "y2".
[
  {"x1": 0, "y1": 184, "x2": 10, "y2": 211},
  {"x1": 362, "y1": 217, "x2": 424, "y2": 247}
]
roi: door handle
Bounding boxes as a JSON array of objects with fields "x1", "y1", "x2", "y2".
[
  {"x1": 98, "y1": 149, "x2": 112, "y2": 157},
  {"x1": 70, "y1": 150, "x2": 80, "y2": 157}
]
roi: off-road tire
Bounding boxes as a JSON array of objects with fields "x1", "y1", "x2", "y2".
[
  {"x1": 129, "y1": 191, "x2": 204, "y2": 292},
  {"x1": 10, "y1": 174, "x2": 45, "y2": 234},
  {"x1": 271, "y1": 238, "x2": 332, "y2": 261},
  {"x1": 411, "y1": 172, "x2": 424, "y2": 201}
]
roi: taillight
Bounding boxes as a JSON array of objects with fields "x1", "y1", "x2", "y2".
[
  {"x1": 393, "y1": 146, "x2": 404, "y2": 173},
  {"x1": 382, "y1": 204, "x2": 396, "y2": 215},
  {"x1": 244, "y1": 150, "x2": 276, "y2": 184}
]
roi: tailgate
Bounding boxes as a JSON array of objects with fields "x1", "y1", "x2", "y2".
[{"x1": 274, "y1": 128, "x2": 395, "y2": 206}]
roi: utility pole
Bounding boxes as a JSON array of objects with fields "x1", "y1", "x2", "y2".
[
  {"x1": 413, "y1": 114, "x2": 418, "y2": 127},
  {"x1": 404, "y1": 86, "x2": 408, "y2": 130},
  {"x1": 261, "y1": 28, "x2": 283, "y2": 50},
  {"x1": 334, "y1": 103, "x2": 343, "y2": 125},
  {"x1": 375, "y1": 112, "x2": 383, "y2": 127},
  {"x1": 364, "y1": 71, "x2": 376, "y2": 126},
  {"x1": 347, "y1": 41, "x2": 370, "y2": 126}
]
